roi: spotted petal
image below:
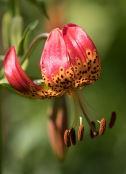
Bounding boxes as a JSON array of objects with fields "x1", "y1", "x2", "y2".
[
  {"x1": 4, "y1": 46, "x2": 60, "y2": 99},
  {"x1": 40, "y1": 28, "x2": 75, "y2": 93},
  {"x1": 62, "y1": 23, "x2": 101, "y2": 88}
]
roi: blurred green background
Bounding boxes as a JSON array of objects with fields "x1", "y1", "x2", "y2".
[{"x1": 0, "y1": 0, "x2": 126, "y2": 173}]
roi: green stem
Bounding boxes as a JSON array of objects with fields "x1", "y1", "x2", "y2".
[
  {"x1": 15, "y1": 0, "x2": 20, "y2": 16},
  {"x1": 20, "y1": 33, "x2": 49, "y2": 65}
]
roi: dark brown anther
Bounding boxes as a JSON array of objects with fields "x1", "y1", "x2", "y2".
[
  {"x1": 64, "y1": 129, "x2": 71, "y2": 147},
  {"x1": 78, "y1": 125, "x2": 84, "y2": 141},
  {"x1": 70, "y1": 128, "x2": 76, "y2": 145},
  {"x1": 109, "y1": 112, "x2": 116, "y2": 128},
  {"x1": 90, "y1": 121, "x2": 96, "y2": 138},
  {"x1": 99, "y1": 118, "x2": 106, "y2": 136}
]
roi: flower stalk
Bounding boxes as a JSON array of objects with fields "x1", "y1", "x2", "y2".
[{"x1": 20, "y1": 33, "x2": 49, "y2": 65}]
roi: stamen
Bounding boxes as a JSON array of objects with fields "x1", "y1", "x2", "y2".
[
  {"x1": 78, "y1": 90, "x2": 106, "y2": 118},
  {"x1": 90, "y1": 121, "x2": 96, "y2": 138},
  {"x1": 71, "y1": 91, "x2": 79, "y2": 128},
  {"x1": 70, "y1": 128, "x2": 76, "y2": 145},
  {"x1": 97, "y1": 120, "x2": 101, "y2": 124},
  {"x1": 109, "y1": 112, "x2": 116, "y2": 128},
  {"x1": 64, "y1": 129, "x2": 71, "y2": 147},
  {"x1": 76, "y1": 91, "x2": 96, "y2": 133},
  {"x1": 99, "y1": 118, "x2": 106, "y2": 136},
  {"x1": 78, "y1": 125, "x2": 84, "y2": 141},
  {"x1": 93, "y1": 131, "x2": 98, "y2": 136},
  {"x1": 80, "y1": 116, "x2": 83, "y2": 125}
]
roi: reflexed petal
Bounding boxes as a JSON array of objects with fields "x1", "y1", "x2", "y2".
[
  {"x1": 4, "y1": 46, "x2": 61, "y2": 99},
  {"x1": 62, "y1": 23, "x2": 101, "y2": 88},
  {"x1": 40, "y1": 28, "x2": 75, "y2": 93}
]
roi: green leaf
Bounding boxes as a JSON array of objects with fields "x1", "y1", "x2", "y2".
[
  {"x1": 21, "y1": 58, "x2": 29, "y2": 71},
  {"x1": 0, "y1": 83, "x2": 19, "y2": 94},
  {"x1": 17, "y1": 20, "x2": 39, "y2": 56},
  {"x1": 27, "y1": 0, "x2": 49, "y2": 19}
]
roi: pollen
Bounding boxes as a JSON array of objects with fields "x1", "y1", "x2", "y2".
[
  {"x1": 99, "y1": 118, "x2": 106, "y2": 136},
  {"x1": 64, "y1": 129, "x2": 71, "y2": 147},
  {"x1": 78, "y1": 125, "x2": 84, "y2": 141},
  {"x1": 109, "y1": 112, "x2": 116, "y2": 128},
  {"x1": 70, "y1": 128, "x2": 76, "y2": 145}
]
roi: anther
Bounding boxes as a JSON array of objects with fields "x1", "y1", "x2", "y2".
[
  {"x1": 90, "y1": 121, "x2": 97, "y2": 138},
  {"x1": 78, "y1": 125, "x2": 84, "y2": 141},
  {"x1": 109, "y1": 112, "x2": 116, "y2": 128},
  {"x1": 99, "y1": 118, "x2": 106, "y2": 136},
  {"x1": 70, "y1": 128, "x2": 76, "y2": 145},
  {"x1": 64, "y1": 129, "x2": 71, "y2": 147}
]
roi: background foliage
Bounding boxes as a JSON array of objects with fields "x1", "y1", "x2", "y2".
[{"x1": 0, "y1": 0, "x2": 126, "y2": 173}]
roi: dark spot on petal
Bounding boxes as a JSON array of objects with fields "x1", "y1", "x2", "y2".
[{"x1": 88, "y1": 67, "x2": 91, "y2": 71}]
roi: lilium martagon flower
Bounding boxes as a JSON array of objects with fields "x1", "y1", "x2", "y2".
[{"x1": 4, "y1": 23, "x2": 116, "y2": 149}]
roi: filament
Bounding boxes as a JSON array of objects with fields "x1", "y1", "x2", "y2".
[
  {"x1": 71, "y1": 91, "x2": 79, "y2": 128},
  {"x1": 78, "y1": 90, "x2": 106, "y2": 117},
  {"x1": 76, "y1": 90, "x2": 96, "y2": 132}
]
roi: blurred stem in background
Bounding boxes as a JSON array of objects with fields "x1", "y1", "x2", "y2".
[
  {"x1": 0, "y1": 88, "x2": 2, "y2": 173},
  {"x1": 44, "y1": 0, "x2": 66, "y2": 32},
  {"x1": 47, "y1": 95, "x2": 68, "y2": 161},
  {"x1": 14, "y1": 0, "x2": 20, "y2": 16}
]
